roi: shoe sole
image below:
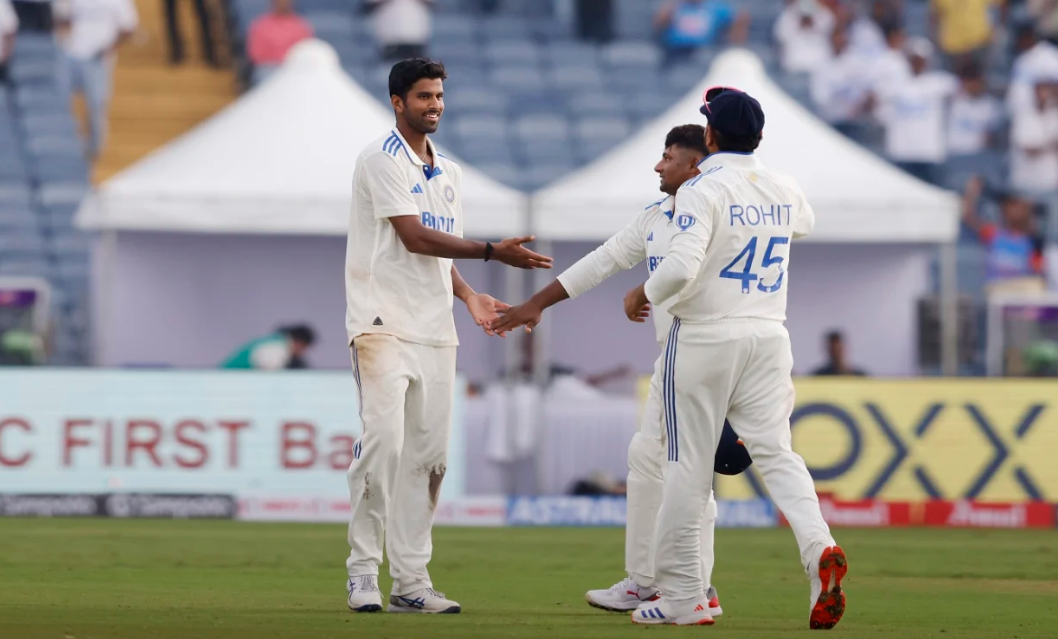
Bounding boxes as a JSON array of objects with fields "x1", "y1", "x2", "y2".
[
  {"x1": 810, "y1": 545, "x2": 848, "y2": 630},
  {"x1": 585, "y1": 593, "x2": 657, "y2": 613},
  {"x1": 631, "y1": 612, "x2": 715, "y2": 626},
  {"x1": 387, "y1": 604, "x2": 461, "y2": 614},
  {"x1": 348, "y1": 603, "x2": 382, "y2": 613}
]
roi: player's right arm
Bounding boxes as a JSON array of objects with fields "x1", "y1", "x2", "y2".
[
  {"x1": 362, "y1": 153, "x2": 551, "y2": 269},
  {"x1": 488, "y1": 213, "x2": 651, "y2": 334}
]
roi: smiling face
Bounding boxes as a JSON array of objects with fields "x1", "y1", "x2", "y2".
[
  {"x1": 655, "y1": 144, "x2": 703, "y2": 195},
  {"x1": 392, "y1": 77, "x2": 444, "y2": 134}
]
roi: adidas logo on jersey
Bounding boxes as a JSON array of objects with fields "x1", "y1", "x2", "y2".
[
  {"x1": 372, "y1": 317, "x2": 384, "y2": 326},
  {"x1": 647, "y1": 232, "x2": 654, "y2": 241},
  {"x1": 410, "y1": 184, "x2": 424, "y2": 194}
]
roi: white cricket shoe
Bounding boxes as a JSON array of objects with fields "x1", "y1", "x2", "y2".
[
  {"x1": 387, "y1": 587, "x2": 461, "y2": 614},
  {"x1": 632, "y1": 596, "x2": 714, "y2": 626},
  {"x1": 346, "y1": 576, "x2": 383, "y2": 613},
  {"x1": 808, "y1": 545, "x2": 848, "y2": 629},
  {"x1": 706, "y1": 586, "x2": 723, "y2": 617},
  {"x1": 585, "y1": 577, "x2": 659, "y2": 612}
]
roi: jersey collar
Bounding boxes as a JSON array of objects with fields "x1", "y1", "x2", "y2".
[
  {"x1": 659, "y1": 194, "x2": 675, "y2": 219},
  {"x1": 698, "y1": 151, "x2": 762, "y2": 173},
  {"x1": 391, "y1": 128, "x2": 445, "y2": 180}
]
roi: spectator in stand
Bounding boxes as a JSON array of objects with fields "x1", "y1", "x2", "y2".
[
  {"x1": 811, "y1": 330, "x2": 868, "y2": 376},
  {"x1": 220, "y1": 324, "x2": 317, "y2": 370},
  {"x1": 811, "y1": 26, "x2": 874, "y2": 139},
  {"x1": 1009, "y1": 76, "x2": 1058, "y2": 236},
  {"x1": 653, "y1": 0, "x2": 749, "y2": 65},
  {"x1": 365, "y1": 0, "x2": 433, "y2": 61},
  {"x1": 53, "y1": 0, "x2": 138, "y2": 162},
  {"x1": 869, "y1": 19, "x2": 911, "y2": 92},
  {"x1": 163, "y1": 0, "x2": 218, "y2": 67},
  {"x1": 848, "y1": 0, "x2": 895, "y2": 55},
  {"x1": 962, "y1": 176, "x2": 1046, "y2": 292},
  {"x1": 929, "y1": 0, "x2": 1005, "y2": 69},
  {"x1": 11, "y1": 0, "x2": 50, "y2": 32},
  {"x1": 875, "y1": 38, "x2": 958, "y2": 185},
  {"x1": 247, "y1": 0, "x2": 313, "y2": 66},
  {"x1": 0, "y1": 0, "x2": 17, "y2": 85},
  {"x1": 774, "y1": 0, "x2": 836, "y2": 74},
  {"x1": 947, "y1": 59, "x2": 1004, "y2": 158},
  {"x1": 1028, "y1": 0, "x2": 1058, "y2": 45},
  {"x1": 1008, "y1": 20, "x2": 1058, "y2": 115}
]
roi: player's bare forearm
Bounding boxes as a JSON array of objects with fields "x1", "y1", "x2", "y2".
[
  {"x1": 527, "y1": 280, "x2": 570, "y2": 312},
  {"x1": 451, "y1": 265, "x2": 476, "y2": 303},
  {"x1": 391, "y1": 216, "x2": 488, "y2": 259}
]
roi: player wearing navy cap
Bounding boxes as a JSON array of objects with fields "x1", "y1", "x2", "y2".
[{"x1": 626, "y1": 88, "x2": 848, "y2": 628}]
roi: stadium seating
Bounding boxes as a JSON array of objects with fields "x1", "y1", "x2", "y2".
[{"x1": 0, "y1": 34, "x2": 92, "y2": 366}]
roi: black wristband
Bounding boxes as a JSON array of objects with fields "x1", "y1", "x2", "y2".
[{"x1": 484, "y1": 241, "x2": 494, "y2": 262}]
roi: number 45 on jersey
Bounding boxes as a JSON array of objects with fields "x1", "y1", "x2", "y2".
[{"x1": 720, "y1": 236, "x2": 789, "y2": 294}]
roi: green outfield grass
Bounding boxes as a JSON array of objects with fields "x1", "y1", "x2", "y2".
[{"x1": 1, "y1": 519, "x2": 1056, "y2": 638}]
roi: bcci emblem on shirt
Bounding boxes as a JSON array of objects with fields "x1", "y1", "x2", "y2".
[{"x1": 443, "y1": 185, "x2": 456, "y2": 203}]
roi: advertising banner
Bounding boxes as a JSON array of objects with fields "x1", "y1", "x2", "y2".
[
  {"x1": 0, "y1": 370, "x2": 467, "y2": 505},
  {"x1": 714, "y1": 379, "x2": 1058, "y2": 503}
]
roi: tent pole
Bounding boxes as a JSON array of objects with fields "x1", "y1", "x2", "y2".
[
  {"x1": 91, "y1": 230, "x2": 118, "y2": 367},
  {"x1": 939, "y1": 241, "x2": 958, "y2": 377}
]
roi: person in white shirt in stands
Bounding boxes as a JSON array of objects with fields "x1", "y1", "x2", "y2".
[
  {"x1": 1008, "y1": 20, "x2": 1058, "y2": 115},
  {"x1": 875, "y1": 38, "x2": 958, "y2": 185},
  {"x1": 774, "y1": 0, "x2": 835, "y2": 74},
  {"x1": 343, "y1": 58, "x2": 552, "y2": 615},
  {"x1": 489, "y1": 122, "x2": 750, "y2": 620},
  {"x1": 365, "y1": 0, "x2": 433, "y2": 62},
  {"x1": 869, "y1": 19, "x2": 911, "y2": 92},
  {"x1": 52, "y1": 0, "x2": 138, "y2": 161},
  {"x1": 811, "y1": 26, "x2": 874, "y2": 139},
  {"x1": 848, "y1": 0, "x2": 889, "y2": 55},
  {"x1": 1010, "y1": 75, "x2": 1058, "y2": 238},
  {"x1": 619, "y1": 89, "x2": 843, "y2": 628},
  {"x1": 0, "y1": 0, "x2": 17, "y2": 84},
  {"x1": 947, "y1": 59, "x2": 1003, "y2": 158}
]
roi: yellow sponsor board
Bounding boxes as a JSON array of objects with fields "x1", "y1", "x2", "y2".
[{"x1": 640, "y1": 377, "x2": 1058, "y2": 503}]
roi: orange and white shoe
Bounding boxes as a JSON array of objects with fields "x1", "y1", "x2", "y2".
[
  {"x1": 632, "y1": 597, "x2": 715, "y2": 626},
  {"x1": 809, "y1": 545, "x2": 848, "y2": 629}
]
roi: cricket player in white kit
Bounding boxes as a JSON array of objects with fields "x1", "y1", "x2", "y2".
[
  {"x1": 490, "y1": 125, "x2": 750, "y2": 618},
  {"x1": 344, "y1": 58, "x2": 552, "y2": 615},
  {"x1": 625, "y1": 88, "x2": 848, "y2": 628}
]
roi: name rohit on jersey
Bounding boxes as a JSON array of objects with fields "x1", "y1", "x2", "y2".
[{"x1": 729, "y1": 204, "x2": 793, "y2": 227}]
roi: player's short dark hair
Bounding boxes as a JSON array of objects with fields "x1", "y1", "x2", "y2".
[
  {"x1": 712, "y1": 128, "x2": 762, "y2": 153},
  {"x1": 388, "y1": 58, "x2": 447, "y2": 102},
  {"x1": 826, "y1": 330, "x2": 844, "y2": 344},
  {"x1": 664, "y1": 124, "x2": 708, "y2": 156},
  {"x1": 956, "y1": 58, "x2": 985, "y2": 80},
  {"x1": 280, "y1": 324, "x2": 316, "y2": 346}
]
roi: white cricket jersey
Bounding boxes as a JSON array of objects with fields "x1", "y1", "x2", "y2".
[
  {"x1": 346, "y1": 129, "x2": 464, "y2": 347},
  {"x1": 644, "y1": 152, "x2": 815, "y2": 323},
  {"x1": 556, "y1": 194, "x2": 681, "y2": 345}
]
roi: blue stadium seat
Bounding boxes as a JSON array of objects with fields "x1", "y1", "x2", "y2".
[
  {"x1": 430, "y1": 41, "x2": 486, "y2": 66},
  {"x1": 484, "y1": 41, "x2": 542, "y2": 66},
  {"x1": 574, "y1": 116, "x2": 633, "y2": 143},
  {"x1": 481, "y1": 16, "x2": 532, "y2": 39},
  {"x1": 663, "y1": 63, "x2": 707, "y2": 93},
  {"x1": 626, "y1": 92, "x2": 674, "y2": 120},
  {"x1": 453, "y1": 115, "x2": 510, "y2": 143},
  {"x1": 548, "y1": 65, "x2": 604, "y2": 90},
  {"x1": 614, "y1": 0, "x2": 658, "y2": 40},
  {"x1": 12, "y1": 34, "x2": 57, "y2": 60},
  {"x1": 522, "y1": 163, "x2": 575, "y2": 190},
  {"x1": 445, "y1": 86, "x2": 508, "y2": 113},
  {"x1": 26, "y1": 135, "x2": 83, "y2": 158},
  {"x1": 0, "y1": 256, "x2": 51, "y2": 277},
  {"x1": 490, "y1": 67, "x2": 547, "y2": 92},
  {"x1": 0, "y1": 185, "x2": 32, "y2": 208},
  {"x1": 434, "y1": 14, "x2": 480, "y2": 40},
  {"x1": 542, "y1": 41, "x2": 599, "y2": 68},
  {"x1": 39, "y1": 184, "x2": 88, "y2": 208},
  {"x1": 602, "y1": 42, "x2": 663, "y2": 69},
  {"x1": 514, "y1": 114, "x2": 570, "y2": 142},
  {"x1": 305, "y1": 11, "x2": 354, "y2": 37},
  {"x1": 0, "y1": 231, "x2": 46, "y2": 255},
  {"x1": 605, "y1": 68, "x2": 663, "y2": 92},
  {"x1": 565, "y1": 91, "x2": 629, "y2": 116},
  {"x1": 10, "y1": 60, "x2": 56, "y2": 85},
  {"x1": 15, "y1": 88, "x2": 67, "y2": 114}
]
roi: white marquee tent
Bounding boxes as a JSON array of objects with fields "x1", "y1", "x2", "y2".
[
  {"x1": 77, "y1": 40, "x2": 526, "y2": 238},
  {"x1": 532, "y1": 49, "x2": 959, "y2": 243}
]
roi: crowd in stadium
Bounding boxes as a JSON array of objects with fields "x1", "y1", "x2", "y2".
[{"x1": 2, "y1": 0, "x2": 1058, "y2": 368}]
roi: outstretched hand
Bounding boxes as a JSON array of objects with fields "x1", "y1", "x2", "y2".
[
  {"x1": 466, "y1": 294, "x2": 512, "y2": 337},
  {"x1": 492, "y1": 236, "x2": 553, "y2": 270},
  {"x1": 487, "y1": 300, "x2": 543, "y2": 335},
  {"x1": 623, "y1": 284, "x2": 650, "y2": 322}
]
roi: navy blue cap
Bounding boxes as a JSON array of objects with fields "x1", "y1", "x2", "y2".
[
  {"x1": 714, "y1": 420, "x2": 753, "y2": 476},
  {"x1": 699, "y1": 89, "x2": 765, "y2": 139}
]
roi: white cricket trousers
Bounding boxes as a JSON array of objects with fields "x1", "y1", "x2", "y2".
[
  {"x1": 346, "y1": 333, "x2": 457, "y2": 595},
  {"x1": 654, "y1": 319, "x2": 835, "y2": 604},
  {"x1": 626, "y1": 352, "x2": 717, "y2": 591}
]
